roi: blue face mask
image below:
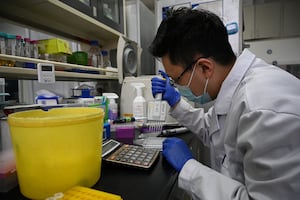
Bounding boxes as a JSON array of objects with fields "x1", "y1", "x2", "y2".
[{"x1": 175, "y1": 66, "x2": 212, "y2": 104}]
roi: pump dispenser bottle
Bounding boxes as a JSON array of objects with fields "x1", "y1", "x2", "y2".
[{"x1": 131, "y1": 83, "x2": 146, "y2": 122}]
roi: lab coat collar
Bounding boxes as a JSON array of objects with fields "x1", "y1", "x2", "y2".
[{"x1": 214, "y1": 49, "x2": 256, "y2": 115}]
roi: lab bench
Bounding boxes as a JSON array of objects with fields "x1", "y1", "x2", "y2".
[{"x1": 0, "y1": 133, "x2": 207, "y2": 200}]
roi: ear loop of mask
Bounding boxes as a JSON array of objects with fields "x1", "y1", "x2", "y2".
[
  {"x1": 188, "y1": 63, "x2": 209, "y2": 95},
  {"x1": 186, "y1": 63, "x2": 197, "y2": 87},
  {"x1": 203, "y1": 78, "x2": 209, "y2": 94}
]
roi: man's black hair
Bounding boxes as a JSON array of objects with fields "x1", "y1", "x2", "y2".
[{"x1": 149, "y1": 7, "x2": 236, "y2": 67}]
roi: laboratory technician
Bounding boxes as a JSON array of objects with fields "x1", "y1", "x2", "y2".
[{"x1": 150, "y1": 7, "x2": 300, "y2": 200}]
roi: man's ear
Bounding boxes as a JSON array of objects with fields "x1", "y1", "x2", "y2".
[{"x1": 197, "y1": 58, "x2": 214, "y2": 78}]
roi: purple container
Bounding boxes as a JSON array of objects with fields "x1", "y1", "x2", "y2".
[{"x1": 115, "y1": 126, "x2": 135, "y2": 144}]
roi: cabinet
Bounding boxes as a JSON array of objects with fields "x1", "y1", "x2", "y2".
[
  {"x1": 243, "y1": 0, "x2": 300, "y2": 40},
  {"x1": 0, "y1": 0, "x2": 124, "y2": 81},
  {"x1": 60, "y1": 0, "x2": 124, "y2": 33}
]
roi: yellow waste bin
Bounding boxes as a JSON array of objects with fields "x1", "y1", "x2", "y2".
[{"x1": 8, "y1": 107, "x2": 104, "y2": 200}]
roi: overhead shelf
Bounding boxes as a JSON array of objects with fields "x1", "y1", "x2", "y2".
[{"x1": 0, "y1": 0, "x2": 123, "y2": 46}]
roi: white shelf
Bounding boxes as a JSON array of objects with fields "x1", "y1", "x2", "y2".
[
  {"x1": 0, "y1": 54, "x2": 118, "y2": 81},
  {"x1": 0, "y1": 1, "x2": 122, "y2": 82}
]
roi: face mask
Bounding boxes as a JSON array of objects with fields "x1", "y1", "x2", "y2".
[{"x1": 175, "y1": 66, "x2": 212, "y2": 104}]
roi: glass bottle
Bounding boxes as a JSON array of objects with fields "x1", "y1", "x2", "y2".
[
  {"x1": 23, "y1": 38, "x2": 31, "y2": 58},
  {"x1": 30, "y1": 40, "x2": 39, "y2": 59},
  {"x1": 15, "y1": 35, "x2": 23, "y2": 57},
  {"x1": 0, "y1": 32, "x2": 7, "y2": 66},
  {"x1": 5, "y1": 34, "x2": 16, "y2": 56},
  {"x1": 0, "y1": 32, "x2": 6, "y2": 54},
  {"x1": 5, "y1": 34, "x2": 16, "y2": 67},
  {"x1": 88, "y1": 40, "x2": 100, "y2": 68},
  {"x1": 101, "y1": 50, "x2": 111, "y2": 68}
]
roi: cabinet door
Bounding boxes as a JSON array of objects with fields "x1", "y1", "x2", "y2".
[
  {"x1": 60, "y1": 0, "x2": 124, "y2": 33},
  {"x1": 97, "y1": 0, "x2": 124, "y2": 33},
  {"x1": 60, "y1": 0, "x2": 97, "y2": 18}
]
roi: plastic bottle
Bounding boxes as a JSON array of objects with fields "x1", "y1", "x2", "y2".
[
  {"x1": 88, "y1": 40, "x2": 100, "y2": 68},
  {"x1": 131, "y1": 83, "x2": 146, "y2": 122},
  {"x1": 108, "y1": 98, "x2": 118, "y2": 120},
  {"x1": 102, "y1": 93, "x2": 119, "y2": 121}
]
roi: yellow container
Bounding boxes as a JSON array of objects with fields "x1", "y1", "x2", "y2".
[
  {"x1": 38, "y1": 38, "x2": 72, "y2": 55},
  {"x1": 7, "y1": 107, "x2": 104, "y2": 200}
]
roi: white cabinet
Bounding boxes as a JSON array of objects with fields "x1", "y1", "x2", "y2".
[
  {"x1": 243, "y1": 0, "x2": 300, "y2": 40},
  {"x1": 283, "y1": 0, "x2": 300, "y2": 37},
  {"x1": 243, "y1": 5, "x2": 255, "y2": 40},
  {"x1": 255, "y1": 2, "x2": 281, "y2": 39}
]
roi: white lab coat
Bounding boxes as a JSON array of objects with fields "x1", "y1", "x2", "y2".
[{"x1": 170, "y1": 49, "x2": 300, "y2": 200}]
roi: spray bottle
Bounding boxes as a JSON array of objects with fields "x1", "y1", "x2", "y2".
[
  {"x1": 131, "y1": 83, "x2": 146, "y2": 122},
  {"x1": 103, "y1": 93, "x2": 119, "y2": 121}
]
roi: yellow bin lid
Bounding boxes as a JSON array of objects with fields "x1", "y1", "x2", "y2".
[{"x1": 8, "y1": 107, "x2": 104, "y2": 127}]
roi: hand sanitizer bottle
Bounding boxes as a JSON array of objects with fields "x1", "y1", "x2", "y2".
[{"x1": 131, "y1": 83, "x2": 146, "y2": 122}]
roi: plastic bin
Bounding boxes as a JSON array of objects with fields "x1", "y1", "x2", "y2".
[
  {"x1": 38, "y1": 38, "x2": 72, "y2": 55},
  {"x1": 7, "y1": 107, "x2": 104, "y2": 200}
]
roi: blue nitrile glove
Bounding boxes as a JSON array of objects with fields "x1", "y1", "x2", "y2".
[
  {"x1": 162, "y1": 137, "x2": 194, "y2": 172},
  {"x1": 151, "y1": 70, "x2": 180, "y2": 107}
]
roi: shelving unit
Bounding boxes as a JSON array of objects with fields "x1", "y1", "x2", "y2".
[
  {"x1": 0, "y1": 54, "x2": 118, "y2": 81},
  {"x1": 0, "y1": 0, "x2": 123, "y2": 82}
]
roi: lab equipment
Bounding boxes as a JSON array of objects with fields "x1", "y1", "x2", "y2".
[
  {"x1": 37, "y1": 38, "x2": 72, "y2": 55},
  {"x1": 68, "y1": 51, "x2": 88, "y2": 65},
  {"x1": 147, "y1": 93, "x2": 168, "y2": 135},
  {"x1": 103, "y1": 93, "x2": 119, "y2": 120},
  {"x1": 30, "y1": 40, "x2": 39, "y2": 58},
  {"x1": 35, "y1": 89, "x2": 61, "y2": 105},
  {"x1": 134, "y1": 137, "x2": 166, "y2": 151},
  {"x1": 103, "y1": 139, "x2": 160, "y2": 170},
  {"x1": 0, "y1": 32, "x2": 6, "y2": 54},
  {"x1": 15, "y1": 35, "x2": 23, "y2": 56},
  {"x1": 5, "y1": 34, "x2": 16, "y2": 56},
  {"x1": 101, "y1": 50, "x2": 111, "y2": 68},
  {"x1": 116, "y1": 36, "x2": 140, "y2": 84},
  {"x1": 151, "y1": 70, "x2": 180, "y2": 107},
  {"x1": 37, "y1": 63, "x2": 55, "y2": 84},
  {"x1": 46, "y1": 186, "x2": 123, "y2": 200},
  {"x1": 120, "y1": 76, "x2": 177, "y2": 124},
  {"x1": 7, "y1": 107, "x2": 104, "y2": 199},
  {"x1": 112, "y1": 117, "x2": 135, "y2": 124},
  {"x1": 103, "y1": 122, "x2": 111, "y2": 140},
  {"x1": 23, "y1": 38, "x2": 31, "y2": 57},
  {"x1": 0, "y1": 78, "x2": 7, "y2": 103},
  {"x1": 72, "y1": 84, "x2": 95, "y2": 98},
  {"x1": 161, "y1": 127, "x2": 189, "y2": 136},
  {"x1": 88, "y1": 40, "x2": 101, "y2": 68},
  {"x1": 115, "y1": 124, "x2": 135, "y2": 144},
  {"x1": 131, "y1": 82, "x2": 147, "y2": 122},
  {"x1": 162, "y1": 137, "x2": 194, "y2": 172}
]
